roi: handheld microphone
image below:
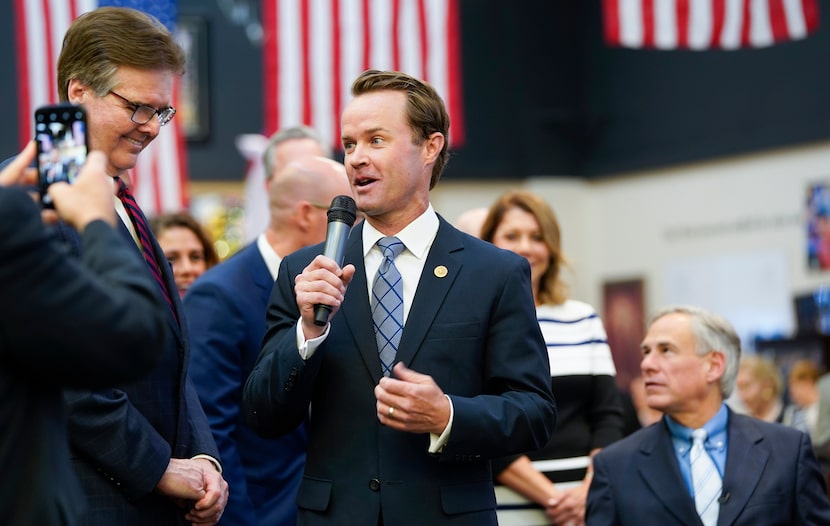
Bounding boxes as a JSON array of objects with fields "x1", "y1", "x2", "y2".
[{"x1": 313, "y1": 195, "x2": 357, "y2": 326}]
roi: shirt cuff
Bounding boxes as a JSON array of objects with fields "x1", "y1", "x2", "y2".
[
  {"x1": 428, "y1": 394, "x2": 454, "y2": 454},
  {"x1": 191, "y1": 454, "x2": 222, "y2": 474},
  {"x1": 296, "y1": 317, "x2": 330, "y2": 360}
]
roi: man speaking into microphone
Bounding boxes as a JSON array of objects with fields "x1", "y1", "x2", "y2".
[{"x1": 244, "y1": 70, "x2": 555, "y2": 526}]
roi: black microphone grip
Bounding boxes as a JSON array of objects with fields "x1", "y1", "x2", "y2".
[{"x1": 313, "y1": 195, "x2": 357, "y2": 326}]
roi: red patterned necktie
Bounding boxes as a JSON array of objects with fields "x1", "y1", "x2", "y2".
[{"x1": 116, "y1": 177, "x2": 178, "y2": 320}]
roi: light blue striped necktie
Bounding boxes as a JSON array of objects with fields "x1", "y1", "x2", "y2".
[
  {"x1": 690, "y1": 428, "x2": 721, "y2": 526},
  {"x1": 372, "y1": 236, "x2": 405, "y2": 377}
]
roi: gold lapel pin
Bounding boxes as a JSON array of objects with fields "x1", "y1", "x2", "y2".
[{"x1": 434, "y1": 265, "x2": 448, "y2": 278}]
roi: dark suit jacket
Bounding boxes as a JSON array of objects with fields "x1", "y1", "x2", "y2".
[
  {"x1": 587, "y1": 409, "x2": 830, "y2": 525},
  {"x1": 0, "y1": 187, "x2": 167, "y2": 525},
  {"x1": 244, "y1": 217, "x2": 557, "y2": 526},
  {"x1": 185, "y1": 242, "x2": 307, "y2": 526},
  {"x1": 60, "y1": 200, "x2": 220, "y2": 525}
]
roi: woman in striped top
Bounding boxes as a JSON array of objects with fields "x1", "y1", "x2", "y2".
[{"x1": 481, "y1": 190, "x2": 624, "y2": 526}]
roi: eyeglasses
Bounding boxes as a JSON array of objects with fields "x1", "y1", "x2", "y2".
[
  {"x1": 309, "y1": 201, "x2": 330, "y2": 210},
  {"x1": 108, "y1": 90, "x2": 176, "y2": 126}
]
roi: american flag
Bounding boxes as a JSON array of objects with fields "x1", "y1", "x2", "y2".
[
  {"x1": 603, "y1": 0, "x2": 820, "y2": 50},
  {"x1": 261, "y1": 0, "x2": 464, "y2": 148},
  {"x1": 12, "y1": 0, "x2": 188, "y2": 215}
]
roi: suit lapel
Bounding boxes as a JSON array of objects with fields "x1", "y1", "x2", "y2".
[
  {"x1": 396, "y1": 218, "x2": 463, "y2": 369},
  {"x1": 340, "y1": 223, "x2": 383, "y2": 381},
  {"x1": 637, "y1": 423, "x2": 702, "y2": 525},
  {"x1": 717, "y1": 413, "x2": 767, "y2": 526},
  {"x1": 117, "y1": 217, "x2": 185, "y2": 347}
]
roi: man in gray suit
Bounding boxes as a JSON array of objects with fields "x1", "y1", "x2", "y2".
[
  {"x1": 244, "y1": 69, "x2": 556, "y2": 525},
  {"x1": 587, "y1": 305, "x2": 830, "y2": 525}
]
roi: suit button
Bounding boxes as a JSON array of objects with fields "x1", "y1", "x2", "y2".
[{"x1": 369, "y1": 478, "x2": 381, "y2": 491}]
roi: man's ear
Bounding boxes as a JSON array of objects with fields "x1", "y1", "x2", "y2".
[
  {"x1": 707, "y1": 351, "x2": 727, "y2": 384},
  {"x1": 422, "y1": 132, "x2": 444, "y2": 165},
  {"x1": 66, "y1": 79, "x2": 88, "y2": 105}
]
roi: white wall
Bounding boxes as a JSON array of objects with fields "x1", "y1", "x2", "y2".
[{"x1": 432, "y1": 139, "x2": 830, "y2": 345}]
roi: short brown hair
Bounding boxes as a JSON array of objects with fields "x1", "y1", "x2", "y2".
[
  {"x1": 351, "y1": 70, "x2": 450, "y2": 189},
  {"x1": 57, "y1": 7, "x2": 186, "y2": 101},
  {"x1": 480, "y1": 190, "x2": 569, "y2": 305}
]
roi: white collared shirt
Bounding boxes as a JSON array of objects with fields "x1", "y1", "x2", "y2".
[
  {"x1": 256, "y1": 233, "x2": 282, "y2": 280},
  {"x1": 361, "y1": 205, "x2": 439, "y2": 322}
]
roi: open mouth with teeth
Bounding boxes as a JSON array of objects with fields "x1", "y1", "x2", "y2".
[{"x1": 353, "y1": 176, "x2": 377, "y2": 187}]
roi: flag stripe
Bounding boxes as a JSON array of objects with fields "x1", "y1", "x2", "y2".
[
  {"x1": 14, "y1": 0, "x2": 187, "y2": 216},
  {"x1": 603, "y1": 0, "x2": 820, "y2": 49},
  {"x1": 263, "y1": 0, "x2": 464, "y2": 149}
]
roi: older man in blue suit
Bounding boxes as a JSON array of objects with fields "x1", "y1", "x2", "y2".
[
  {"x1": 184, "y1": 151, "x2": 351, "y2": 525},
  {"x1": 587, "y1": 305, "x2": 830, "y2": 525}
]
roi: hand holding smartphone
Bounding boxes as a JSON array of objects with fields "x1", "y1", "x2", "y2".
[{"x1": 35, "y1": 104, "x2": 89, "y2": 207}]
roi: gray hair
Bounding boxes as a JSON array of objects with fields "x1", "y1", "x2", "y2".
[
  {"x1": 648, "y1": 305, "x2": 742, "y2": 398},
  {"x1": 262, "y1": 126, "x2": 330, "y2": 180}
]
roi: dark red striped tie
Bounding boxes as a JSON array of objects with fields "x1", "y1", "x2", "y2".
[{"x1": 116, "y1": 177, "x2": 178, "y2": 320}]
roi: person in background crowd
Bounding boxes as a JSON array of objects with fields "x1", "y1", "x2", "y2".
[
  {"x1": 54, "y1": 7, "x2": 228, "y2": 524},
  {"x1": 185, "y1": 153, "x2": 351, "y2": 526},
  {"x1": 243, "y1": 69, "x2": 556, "y2": 525},
  {"x1": 586, "y1": 305, "x2": 830, "y2": 525},
  {"x1": 1, "y1": 144, "x2": 168, "y2": 525},
  {"x1": 263, "y1": 125, "x2": 331, "y2": 190},
  {"x1": 453, "y1": 206, "x2": 488, "y2": 237},
  {"x1": 734, "y1": 354, "x2": 785, "y2": 423},
  {"x1": 481, "y1": 190, "x2": 623, "y2": 526},
  {"x1": 782, "y1": 359, "x2": 824, "y2": 441},
  {"x1": 150, "y1": 211, "x2": 219, "y2": 297}
]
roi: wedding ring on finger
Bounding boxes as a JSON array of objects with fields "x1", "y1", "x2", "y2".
[{"x1": 388, "y1": 406, "x2": 395, "y2": 418}]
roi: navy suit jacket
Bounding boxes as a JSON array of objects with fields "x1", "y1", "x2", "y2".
[
  {"x1": 61, "y1": 203, "x2": 220, "y2": 525},
  {"x1": 244, "y1": 216, "x2": 556, "y2": 526},
  {"x1": 184, "y1": 242, "x2": 307, "y2": 526},
  {"x1": 587, "y1": 409, "x2": 830, "y2": 525},
  {"x1": 0, "y1": 187, "x2": 166, "y2": 525}
]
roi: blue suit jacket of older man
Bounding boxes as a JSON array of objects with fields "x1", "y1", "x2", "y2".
[
  {"x1": 185, "y1": 242, "x2": 307, "y2": 526},
  {"x1": 587, "y1": 409, "x2": 830, "y2": 525}
]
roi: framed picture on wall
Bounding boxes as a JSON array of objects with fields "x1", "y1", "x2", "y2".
[
  {"x1": 602, "y1": 278, "x2": 646, "y2": 392},
  {"x1": 806, "y1": 180, "x2": 830, "y2": 271},
  {"x1": 176, "y1": 15, "x2": 210, "y2": 142}
]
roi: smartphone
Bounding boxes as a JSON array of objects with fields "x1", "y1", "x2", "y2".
[{"x1": 35, "y1": 103, "x2": 89, "y2": 207}]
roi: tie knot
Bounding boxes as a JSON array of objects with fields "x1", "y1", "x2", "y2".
[
  {"x1": 377, "y1": 236, "x2": 405, "y2": 259},
  {"x1": 116, "y1": 177, "x2": 129, "y2": 198},
  {"x1": 692, "y1": 428, "x2": 708, "y2": 445}
]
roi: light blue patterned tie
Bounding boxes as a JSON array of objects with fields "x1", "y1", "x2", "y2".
[
  {"x1": 372, "y1": 236, "x2": 405, "y2": 377},
  {"x1": 690, "y1": 428, "x2": 721, "y2": 526}
]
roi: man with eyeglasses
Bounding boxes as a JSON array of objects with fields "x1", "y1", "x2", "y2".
[{"x1": 53, "y1": 7, "x2": 228, "y2": 525}]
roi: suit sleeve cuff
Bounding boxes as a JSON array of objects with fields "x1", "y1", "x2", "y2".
[
  {"x1": 191, "y1": 454, "x2": 222, "y2": 474},
  {"x1": 428, "y1": 394, "x2": 454, "y2": 453},
  {"x1": 296, "y1": 317, "x2": 330, "y2": 360}
]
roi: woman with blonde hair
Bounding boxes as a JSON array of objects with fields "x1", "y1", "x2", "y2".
[
  {"x1": 735, "y1": 354, "x2": 784, "y2": 423},
  {"x1": 481, "y1": 190, "x2": 623, "y2": 526}
]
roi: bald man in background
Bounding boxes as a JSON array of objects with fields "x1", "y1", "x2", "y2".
[{"x1": 184, "y1": 155, "x2": 352, "y2": 525}]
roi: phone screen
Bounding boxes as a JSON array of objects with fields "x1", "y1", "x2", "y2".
[{"x1": 36, "y1": 104, "x2": 88, "y2": 207}]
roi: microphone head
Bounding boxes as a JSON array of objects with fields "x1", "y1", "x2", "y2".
[{"x1": 327, "y1": 195, "x2": 357, "y2": 226}]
